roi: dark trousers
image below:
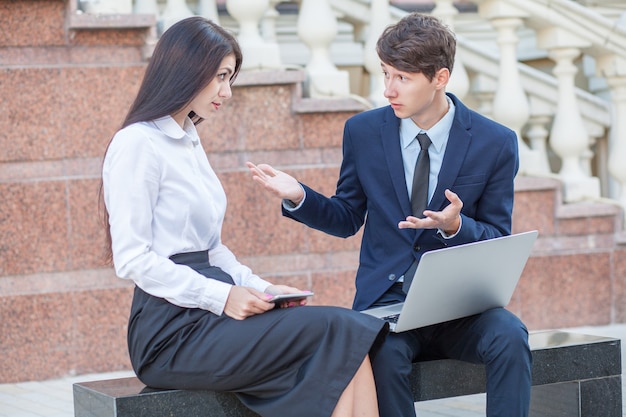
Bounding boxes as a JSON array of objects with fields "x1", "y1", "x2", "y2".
[{"x1": 370, "y1": 284, "x2": 532, "y2": 417}]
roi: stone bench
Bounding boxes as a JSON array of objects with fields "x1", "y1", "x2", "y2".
[{"x1": 73, "y1": 330, "x2": 622, "y2": 417}]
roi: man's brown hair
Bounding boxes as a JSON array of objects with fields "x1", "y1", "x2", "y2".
[{"x1": 376, "y1": 13, "x2": 456, "y2": 81}]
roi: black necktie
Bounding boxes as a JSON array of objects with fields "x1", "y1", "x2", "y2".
[
  {"x1": 411, "y1": 133, "x2": 431, "y2": 218},
  {"x1": 403, "y1": 133, "x2": 431, "y2": 293}
]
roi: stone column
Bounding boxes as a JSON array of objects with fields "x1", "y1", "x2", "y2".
[
  {"x1": 491, "y1": 17, "x2": 543, "y2": 175},
  {"x1": 134, "y1": 0, "x2": 159, "y2": 59},
  {"x1": 537, "y1": 27, "x2": 600, "y2": 202},
  {"x1": 471, "y1": 73, "x2": 496, "y2": 119},
  {"x1": 134, "y1": 0, "x2": 158, "y2": 15},
  {"x1": 478, "y1": 0, "x2": 543, "y2": 175},
  {"x1": 226, "y1": 0, "x2": 281, "y2": 69},
  {"x1": 261, "y1": 0, "x2": 282, "y2": 43},
  {"x1": 80, "y1": 0, "x2": 132, "y2": 14},
  {"x1": 597, "y1": 53, "x2": 626, "y2": 216},
  {"x1": 198, "y1": 0, "x2": 220, "y2": 24},
  {"x1": 297, "y1": 0, "x2": 350, "y2": 97},
  {"x1": 526, "y1": 115, "x2": 553, "y2": 175},
  {"x1": 433, "y1": 0, "x2": 469, "y2": 100},
  {"x1": 161, "y1": 0, "x2": 194, "y2": 32},
  {"x1": 363, "y1": 0, "x2": 390, "y2": 106}
]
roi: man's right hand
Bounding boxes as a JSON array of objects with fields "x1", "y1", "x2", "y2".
[{"x1": 246, "y1": 162, "x2": 304, "y2": 205}]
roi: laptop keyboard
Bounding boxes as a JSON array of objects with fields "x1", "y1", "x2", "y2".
[{"x1": 381, "y1": 313, "x2": 400, "y2": 324}]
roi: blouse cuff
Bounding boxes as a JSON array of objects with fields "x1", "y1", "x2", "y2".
[
  {"x1": 245, "y1": 275, "x2": 273, "y2": 293},
  {"x1": 199, "y1": 280, "x2": 232, "y2": 316}
]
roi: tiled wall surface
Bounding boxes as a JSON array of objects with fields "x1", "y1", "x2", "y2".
[{"x1": 1, "y1": 0, "x2": 625, "y2": 383}]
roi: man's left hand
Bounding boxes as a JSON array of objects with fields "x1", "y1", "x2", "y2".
[{"x1": 398, "y1": 189, "x2": 462, "y2": 235}]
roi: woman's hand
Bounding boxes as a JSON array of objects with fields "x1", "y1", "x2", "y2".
[
  {"x1": 223, "y1": 286, "x2": 275, "y2": 320},
  {"x1": 265, "y1": 284, "x2": 311, "y2": 309},
  {"x1": 223, "y1": 285, "x2": 311, "y2": 319}
]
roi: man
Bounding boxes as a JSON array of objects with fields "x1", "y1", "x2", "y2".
[{"x1": 247, "y1": 12, "x2": 531, "y2": 417}]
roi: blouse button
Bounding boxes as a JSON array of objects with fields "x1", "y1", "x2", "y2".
[{"x1": 388, "y1": 274, "x2": 396, "y2": 281}]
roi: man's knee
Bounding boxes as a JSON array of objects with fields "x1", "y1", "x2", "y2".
[
  {"x1": 371, "y1": 332, "x2": 416, "y2": 376},
  {"x1": 481, "y1": 309, "x2": 531, "y2": 363}
]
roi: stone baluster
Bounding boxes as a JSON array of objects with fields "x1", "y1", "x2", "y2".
[
  {"x1": 198, "y1": 0, "x2": 220, "y2": 24},
  {"x1": 470, "y1": 73, "x2": 496, "y2": 118},
  {"x1": 226, "y1": 0, "x2": 281, "y2": 69},
  {"x1": 297, "y1": 0, "x2": 350, "y2": 97},
  {"x1": 161, "y1": 0, "x2": 194, "y2": 32},
  {"x1": 489, "y1": 17, "x2": 543, "y2": 175},
  {"x1": 261, "y1": 0, "x2": 282, "y2": 43},
  {"x1": 363, "y1": 0, "x2": 390, "y2": 106},
  {"x1": 134, "y1": 0, "x2": 159, "y2": 59},
  {"x1": 432, "y1": 0, "x2": 469, "y2": 100},
  {"x1": 134, "y1": 0, "x2": 159, "y2": 15},
  {"x1": 525, "y1": 115, "x2": 553, "y2": 175},
  {"x1": 537, "y1": 27, "x2": 600, "y2": 202},
  {"x1": 597, "y1": 54, "x2": 626, "y2": 215},
  {"x1": 478, "y1": 0, "x2": 544, "y2": 175},
  {"x1": 81, "y1": 0, "x2": 132, "y2": 13}
]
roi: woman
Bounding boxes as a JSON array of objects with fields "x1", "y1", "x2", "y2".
[{"x1": 101, "y1": 16, "x2": 387, "y2": 417}]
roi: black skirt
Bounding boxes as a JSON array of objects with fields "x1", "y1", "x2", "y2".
[{"x1": 126, "y1": 251, "x2": 388, "y2": 417}]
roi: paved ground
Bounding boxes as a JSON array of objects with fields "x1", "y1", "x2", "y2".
[{"x1": 1, "y1": 324, "x2": 625, "y2": 417}]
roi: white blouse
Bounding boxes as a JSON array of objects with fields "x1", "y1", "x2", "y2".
[{"x1": 102, "y1": 116, "x2": 271, "y2": 315}]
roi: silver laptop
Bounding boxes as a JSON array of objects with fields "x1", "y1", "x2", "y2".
[{"x1": 362, "y1": 230, "x2": 538, "y2": 332}]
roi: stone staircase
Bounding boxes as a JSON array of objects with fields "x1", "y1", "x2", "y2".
[
  {"x1": 1, "y1": 0, "x2": 625, "y2": 385},
  {"x1": 511, "y1": 176, "x2": 625, "y2": 330}
]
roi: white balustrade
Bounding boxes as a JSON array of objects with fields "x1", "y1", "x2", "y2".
[
  {"x1": 487, "y1": 15, "x2": 543, "y2": 175},
  {"x1": 363, "y1": 0, "x2": 390, "y2": 106},
  {"x1": 525, "y1": 115, "x2": 553, "y2": 175},
  {"x1": 80, "y1": 0, "x2": 132, "y2": 13},
  {"x1": 469, "y1": 73, "x2": 497, "y2": 118},
  {"x1": 133, "y1": 0, "x2": 159, "y2": 16},
  {"x1": 597, "y1": 53, "x2": 626, "y2": 215},
  {"x1": 134, "y1": 0, "x2": 159, "y2": 59},
  {"x1": 538, "y1": 25, "x2": 600, "y2": 202},
  {"x1": 432, "y1": 0, "x2": 469, "y2": 100},
  {"x1": 123, "y1": 0, "x2": 623, "y2": 215},
  {"x1": 161, "y1": 0, "x2": 194, "y2": 32},
  {"x1": 260, "y1": 0, "x2": 282, "y2": 43},
  {"x1": 198, "y1": 0, "x2": 220, "y2": 24},
  {"x1": 226, "y1": 0, "x2": 281, "y2": 69},
  {"x1": 297, "y1": 0, "x2": 350, "y2": 97},
  {"x1": 134, "y1": 0, "x2": 159, "y2": 15}
]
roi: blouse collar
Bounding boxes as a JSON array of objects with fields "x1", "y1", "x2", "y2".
[{"x1": 152, "y1": 115, "x2": 199, "y2": 145}]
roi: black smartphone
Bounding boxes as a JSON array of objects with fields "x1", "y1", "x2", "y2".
[{"x1": 267, "y1": 292, "x2": 314, "y2": 303}]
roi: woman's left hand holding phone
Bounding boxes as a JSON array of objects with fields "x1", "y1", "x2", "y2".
[
  {"x1": 265, "y1": 284, "x2": 312, "y2": 309},
  {"x1": 223, "y1": 286, "x2": 276, "y2": 320},
  {"x1": 224, "y1": 285, "x2": 311, "y2": 320}
]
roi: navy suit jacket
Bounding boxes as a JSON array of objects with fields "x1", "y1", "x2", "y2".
[{"x1": 284, "y1": 93, "x2": 519, "y2": 311}]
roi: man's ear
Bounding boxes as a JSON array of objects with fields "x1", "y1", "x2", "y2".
[{"x1": 434, "y1": 68, "x2": 450, "y2": 90}]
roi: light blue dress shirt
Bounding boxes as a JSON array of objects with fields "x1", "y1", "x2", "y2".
[{"x1": 400, "y1": 96, "x2": 456, "y2": 204}]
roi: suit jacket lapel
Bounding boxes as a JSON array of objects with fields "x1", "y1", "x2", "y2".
[
  {"x1": 430, "y1": 96, "x2": 472, "y2": 211},
  {"x1": 380, "y1": 108, "x2": 412, "y2": 215}
]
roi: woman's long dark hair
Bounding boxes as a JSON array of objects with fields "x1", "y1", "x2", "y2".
[
  {"x1": 99, "y1": 17, "x2": 243, "y2": 264},
  {"x1": 123, "y1": 17, "x2": 242, "y2": 127}
]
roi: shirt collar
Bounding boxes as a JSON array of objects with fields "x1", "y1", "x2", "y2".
[
  {"x1": 152, "y1": 115, "x2": 199, "y2": 145},
  {"x1": 400, "y1": 95, "x2": 456, "y2": 153}
]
